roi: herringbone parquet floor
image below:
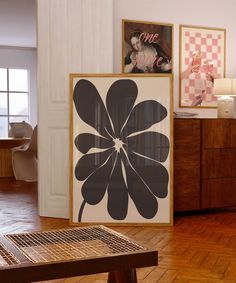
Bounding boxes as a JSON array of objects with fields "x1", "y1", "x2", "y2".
[{"x1": 1, "y1": 179, "x2": 236, "y2": 282}]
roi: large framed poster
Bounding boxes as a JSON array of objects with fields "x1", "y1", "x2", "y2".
[
  {"x1": 70, "y1": 74, "x2": 173, "y2": 225},
  {"x1": 179, "y1": 25, "x2": 226, "y2": 108},
  {"x1": 122, "y1": 19, "x2": 173, "y2": 74}
]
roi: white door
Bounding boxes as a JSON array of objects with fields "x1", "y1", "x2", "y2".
[{"x1": 37, "y1": 0, "x2": 113, "y2": 218}]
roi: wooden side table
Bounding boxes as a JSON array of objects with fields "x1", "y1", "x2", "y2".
[{"x1": 0, "y1": 138, "x2": 30, "y2": 178}]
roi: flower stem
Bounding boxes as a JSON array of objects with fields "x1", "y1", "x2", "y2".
[{"x1": 78, "y1": 200, "x2": 86, "y2": 222}]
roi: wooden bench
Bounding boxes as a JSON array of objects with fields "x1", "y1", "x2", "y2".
[{"x1": 0, "y1": 225, "x2": 158, "y2": 283}]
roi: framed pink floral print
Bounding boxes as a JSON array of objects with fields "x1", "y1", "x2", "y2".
[{"x1": 179, "y1": 25, "x2": 226, "y2": 108}]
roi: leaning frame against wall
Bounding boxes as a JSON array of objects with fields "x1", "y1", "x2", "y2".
[
  {"x1": 179, "y1": 25, "x2": 226, "y2": 108},
  {"x1": 70, "y1": 74, "x2": 173, "y2": 225}
]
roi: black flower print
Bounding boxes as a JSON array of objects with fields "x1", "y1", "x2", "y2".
[{"x1": 73, "y1": 79, "x2": 170, "y2": 221}]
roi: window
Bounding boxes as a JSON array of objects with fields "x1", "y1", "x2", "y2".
[{"x1": 0, "y1": 68, "x2": 29, "y2": 138}]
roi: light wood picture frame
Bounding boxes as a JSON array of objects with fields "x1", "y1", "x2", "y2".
[
  {"x1": 70, "y1": 74, "x2": 173, "y2": 225},
  {"x1": 179, "y1": 25, "x2": 226, "y2": 108},
  {"x1": 122, "y1": 19, "x2": 173, "y2": 74}
]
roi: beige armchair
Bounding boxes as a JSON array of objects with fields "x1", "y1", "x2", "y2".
[{"x1": 11, "y1": 126, "x2": 38, "y2": 181}]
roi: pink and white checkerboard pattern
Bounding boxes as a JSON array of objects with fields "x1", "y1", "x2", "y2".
[{"x1": 181, "y1": 29, "x2": 225, "y2": 107}]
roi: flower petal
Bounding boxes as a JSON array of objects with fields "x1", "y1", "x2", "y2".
[
  {"x1": 107, "y1": 154, "x2": 128, "y2": 220},
  {"x1": 75, "y1": 148, "x2": 115, "y2": 181},
  {"x1": 106, "y1": 79, "x2": 137, "y2": 137},
  {"x1": 74, "y1": 133, "x2": 114, "y2": 154},
  {"x1": 125, "y1": 131, "x2": 170, "y2": 162},
  {"x1": 121, "y1": 100, "x2": 167, "y2": 138},
  {"x1": 81, "y1": 151, "x2": 116, "y2": 205},
  {"x1": 126, "y1": 150, "x2": 169, "y2": 199},
  {"x1": 120, "y1": 150, "x2": 158, "y2": 219},
  {"x1": 73, "y1": 79, "x2": 114, "y2": 138}
]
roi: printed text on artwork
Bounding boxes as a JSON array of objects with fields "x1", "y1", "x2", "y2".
[{"x1": 139, "y1": 32, "x2": 159, "y2": 44}]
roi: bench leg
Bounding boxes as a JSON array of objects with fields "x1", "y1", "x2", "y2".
[{"x1": 108, "y1": 268, "x2": 137, "y2": 283}]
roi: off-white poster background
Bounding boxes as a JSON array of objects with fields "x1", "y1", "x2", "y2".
[{"x1": 71, "y1": 75, "x2": 171, "y2": 224}]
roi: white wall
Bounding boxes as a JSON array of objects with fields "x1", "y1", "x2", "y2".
[
  {"x1": 0, "y1": 47, "x2": 37, "y2": 127},
  {"x1": 0, "y1": 0, "x2": 36, "y2": 47},
  {"x1": 113, "y1": 0, "x2": 236, "y2": 117}
]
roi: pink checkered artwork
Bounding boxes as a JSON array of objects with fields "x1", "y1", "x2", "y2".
[{"x1": 180, "y1": 25, "x2": 226, "y2": 108}]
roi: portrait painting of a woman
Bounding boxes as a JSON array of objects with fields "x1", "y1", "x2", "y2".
[{"x1": 123, "y1": 20, "x2": 173, "y2": 74}]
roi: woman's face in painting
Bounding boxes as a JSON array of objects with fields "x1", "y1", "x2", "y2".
[{"x1": 131, "y1": 36, "x2": 142, "y2": 51}]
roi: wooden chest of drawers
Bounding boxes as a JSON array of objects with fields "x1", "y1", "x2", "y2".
[{"x1": 174, "y1": 118, "x2": 236, "y2": 211}]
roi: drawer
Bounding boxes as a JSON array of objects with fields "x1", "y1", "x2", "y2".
[
  {"x1": 201, "y1": 178, "x2": 236, "y2": 208},
  {"x1": 202, "y1": 149, "x2": 236, "y2": 179},
  {"x1": 202, "y1": 119, "x2": 236, "y2": 148},
  {"x1": 174, "y1": 150, "x2": 200, "y2": 211},
  {"x1": 174, "y1": 119, "x2": 201, "y2": 151}
]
